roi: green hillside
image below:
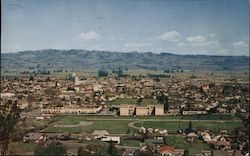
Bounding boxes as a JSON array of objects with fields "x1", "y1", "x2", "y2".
[{"x1": 1, "y1": 49, "x2": 249, "y2": 72}]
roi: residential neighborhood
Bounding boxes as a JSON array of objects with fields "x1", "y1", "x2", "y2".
[
  {"x1": 1, "y1": 0, "x2": 249, "y2": 155},
  {"x1": 0, "y1": 72, "x2": 249, "y2": 155}
]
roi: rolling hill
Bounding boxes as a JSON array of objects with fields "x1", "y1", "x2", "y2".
[{"x1": 1, "y1": 49, "x2": 249, "y2": 72}]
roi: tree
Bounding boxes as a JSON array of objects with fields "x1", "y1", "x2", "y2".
[
  {"x1": 29, "y1": 75, "x2": 34, "y2": 81},
  {"x1": 126, "y1": 128, "x2": 130, "y2": 134},
  {"x1": 117, "y1": 67, "x2": 123, "y2": 77},
  {"x1": 0, "y1": 100, "x2": 20, "y2": 156},
  {"x1": 163, "y1": 137, "x2": 167, "y2": 145},
  {"x1": 134, "y1": 144, "x2": 158, "y2": 156},
  {"x1": 108, "y1": 141, "x2": 117, "y2": 156},
  {"x1": 77, "y1": 147, "x2": 89, "y2": 156},
  {"x1": 137, "y1": 97, "x2": 142, "y2": 105},
  {"x1": 85, "y1": 142, "x2": 109, "y2": 156},
  {"x1": 112, "y1": 67, "x2": 124, "y2": 77},
  {"x1": 184, "y1": 149, "x2": 189, "y2": 156},
  {"x1": 164, "y1": 69, "x2": 170, "y2": 73},
  {"x1": 187, "y1": 120, "x2": 194, "y2": 133},
  {"x1": 45, "y1": 76, "x2": 51, "y2": 82},
  {"x1": 156, "y1": 92, "x2": 169, "y2": 112},
  {"x1": 191, "y1": 74, "x2": 196, "y2": 79},
  {"x1": 34, "y1": 141, "x2": 67, "y2": 156},
  {"x1": 98, "y1": 69, "x2": 108, "y2": 77},
  {"x1": 142, "y1": 129, "x2": 149, "y2": 141}
]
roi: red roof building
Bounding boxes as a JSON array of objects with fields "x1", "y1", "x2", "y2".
[{"x1": 159, "y1": 146, "x2": 176, "y2": 156}]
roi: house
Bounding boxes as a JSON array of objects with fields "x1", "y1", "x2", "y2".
[
  {"x1": 167, "y1": 109, "x2": 180, "y2": 115},
  {"x1": 211, "y1": 141, "x2": 231, "y2": 150},
  {"x1": 23, "y1": 132, "x2": 46, "y2": 143},
  {"x1": 123, "y1": 148, "x2": 136, "y2": 156},
  {"x1": 220, "y1": 130, "x2": 228, "y2": 135},
  {"x1": 139, "y1": 127, "x2": 147, "y2": 134},
  {"x1": 46, "y1": 133, "x2": 70, "y2": 140},
  {"x1": 1, "y1": 93, "x2": 15, "y2": 98},
  {"x1": 92, "y1": 130, "x2": 109, "y2": 138},
  {"x1": 101, "y1": 136, "x2": 120, "y2": 144},
  {"x1": 159, "y1": 146, "x2": 176, "y2": 156},
  {"x1": 186, "y1": 132, "x2": 198, "y2": 141},
  {"x1": 201, "y1": 132, "x2": 212, "y2": 142},
  {"x1": 211, "y1": 150, "x2": 239, "y2": 156},
  {"x1": 93, "y1": 84, "x2": 103, "y2": 92}
]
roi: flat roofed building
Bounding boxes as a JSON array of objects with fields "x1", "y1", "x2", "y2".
[
  {"x1": 155, "y1": 105, "x2": 164, "y2": 115},
  {"x1": 120, "y1": 105, "x2": 129, "y2": 116},
  {"x1": 42, "y1": 106, "x2": 102, "y2": 114},
  {"x1": 119, "y1": 104, "x2": 164, "y2": 116},
  {"x1": 136, "y1": 106, "x2": 148, "y2": 116},
  {"x1": 101, "y1": 136, "x2": 120, "y2": 144},
  {"x1": 182, "y1": 110, "x2": 207, "y2": 115},
  {"x1": 120, "y1": 105, "x2": 135, "y2": 116}
]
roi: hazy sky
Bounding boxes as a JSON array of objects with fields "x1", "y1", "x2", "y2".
[{"x1": 1, "y1": 0, "x2": 249, "y2": 55}]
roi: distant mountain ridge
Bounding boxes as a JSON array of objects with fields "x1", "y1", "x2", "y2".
[{"x1": 1, "y1": 49, "x2": 249, "y2": 72}]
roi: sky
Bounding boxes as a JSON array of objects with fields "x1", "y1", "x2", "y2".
[{"x1": 1, "y1": 0, "x2": 249, "y2": 55}]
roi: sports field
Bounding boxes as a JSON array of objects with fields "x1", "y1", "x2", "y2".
[
  {"x1": 43, "y1": 115, "x2": 242, "y2": 134},
  {"x1": 134, "y1": 120, "x2": 243, "y2": 133}
]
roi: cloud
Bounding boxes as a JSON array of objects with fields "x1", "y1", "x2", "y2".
[
  {"x1": 186, "y1": 36, "x2": 206, "y2": 43},
  {"x1": 192, "y1": 40, "x2": 219, "y2": 47},
  {"x1": 176, "y1": 42, "x2": 185, "y2": 47},
  {"x1": 209, "y1": 33, "x2": 216, "y2": 38},
  {"x1": 16, "y1": 45, "x2": 21, "y2": 50},
  {"x1": 158, "y1": 31, "x2": 181, "y2": 43},
  {"x1": 124, "y1": 42, "x2": 152, "y2": 48},
  {"x1": 76, "y1": 31, "x2": 102, "y2": 41},
  {"x1": 185, "y1": 35, "x2": 219, "y2": 47},
  {"x1": 232, "y1": 41, "x2": 247, "y2": 48}
]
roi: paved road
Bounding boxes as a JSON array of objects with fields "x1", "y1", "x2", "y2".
[
  {"x1": 86, "y1": 118, "x2": 241, "y2": 122},
  {"x1": 128, "y1": 121, "x2": 142, "y2": 129}
]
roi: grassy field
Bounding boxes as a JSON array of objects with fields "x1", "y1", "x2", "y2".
[
  {"x1": 53, "y1": 114, "x2": 238, "y2": 120},
  {"x1": 8, "y1": 142, "x2": 37, "y2": 155},
  {"x1": 134, "y1": 120, "x2": 243, "y2": 133},
  {"x1": 164, "y1": 136, "x2": 210, "y2": 154},
  {"x1": 82, "y1": 120, "x2": 131, "y2": 134},
  {"x1": 121, "y1": 139, "x2": 141, "y2": 147},
  {"x1": 45, "y1": 117, "x2": 131, "y2": 134},
  {"x1": 43, "y1": 115, "x2": 241, "y2": 134}
]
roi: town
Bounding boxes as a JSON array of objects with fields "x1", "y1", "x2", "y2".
[
  {"x1": 1, "y1": 0, "x2": 249, "y2": 155},
  {"x1": 1, "y1": 71, "x2": 249, "y2": 156}
]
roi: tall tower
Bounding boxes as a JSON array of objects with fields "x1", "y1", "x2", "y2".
[{"x1": 71, "y1": 73, "x2": 78, "y2": 85}]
